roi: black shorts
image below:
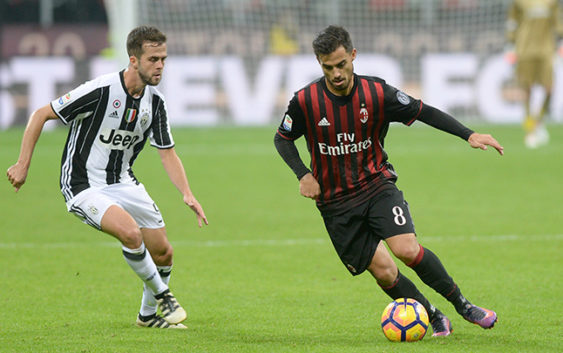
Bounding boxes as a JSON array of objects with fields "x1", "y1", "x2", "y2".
[{"x1": 321, "y1": 186, "x2": 415, "y2": 276}]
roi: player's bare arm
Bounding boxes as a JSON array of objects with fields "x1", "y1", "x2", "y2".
[
  {"x1": 7, "y1": 104, "x2": 58, "y2": 192},
  {"x1": 299, "y1": 173, "x2": 321, "y2": 200},
  {"x1": 158, "y1": 147, "x2": 208, "y2": 227},
  {"x1": 467, "y1": 133, "x2": 504, "y2": 155}
]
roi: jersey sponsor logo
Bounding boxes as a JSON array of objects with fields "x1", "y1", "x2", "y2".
[
  {"x1": 99, "y1": 128, "x2": 141, "y2": 150},
  {"x1": 57, "y1": 93, "x2": 71, "y2": 106},
  {"x1": 282, "y1": 114, "x2": 293, "y2": 131},
  {"x1": 396, "y1": 90, "x2": 410, "y2": 105},
  {"x1": 318, "y1": 133, "x2": 372, "y2": 156},
  {"x1": 359, "y1": 104, "x2": 369, "y2": 124},
  {"x1": 108, "y1": 110, "x2": 120, "y2": 119},
  {"x1": 124, "y1": 108, "x2": 137, "y2": 123},
  {"x1": 318, "y1": 117, "x2": 331, "y2": 126}
]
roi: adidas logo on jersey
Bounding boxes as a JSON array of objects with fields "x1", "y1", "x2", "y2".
[
  {"x1": 108, "y1": 111, "x2": 120, "y2": 119},
  {"x1": 318, "y1": 117, "x2": 331, "y2": 126}
]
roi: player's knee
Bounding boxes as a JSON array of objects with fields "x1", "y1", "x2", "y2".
[
  {"x1": 152, "y1": 244, "x2": 173, "y2": 266},
  {"x1": 120, "y1": 228, "x2": 143, "y2": 249},
  {"x1": 393, "y1": 243, "x2": 420, "y2": 264}
]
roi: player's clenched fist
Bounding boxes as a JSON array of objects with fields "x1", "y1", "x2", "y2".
[{"x1": 6, "y1": 163, "x2": 28, "y2": 192}]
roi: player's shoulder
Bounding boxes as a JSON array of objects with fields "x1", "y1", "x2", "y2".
[
  {"x1": 66, "y1": 71, "x2": 121, "y2": 99},
  {"x1": 87, "y1": 71, "x2": 121, "y2": 89},
  {"x1": 146, "y1": 85, "x2": 166, "y2": 100},
  {"x1": 357, "y1": 74, "x2": 387, "y2": 86},
  {"x1": 294, "y1": 77, "x2": 324, "y2": 95}
]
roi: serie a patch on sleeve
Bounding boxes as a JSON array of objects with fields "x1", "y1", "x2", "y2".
[
  {"x1": 282, "y1": 114, "x2": 293, "y2": 131},
  {"x1": 57, "y1": 92, "x2": 72, "y2": 107}
]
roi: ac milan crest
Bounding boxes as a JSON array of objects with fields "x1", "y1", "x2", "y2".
[{"x1": 359, "y1": 104, "x2": 369, "y2": 124}]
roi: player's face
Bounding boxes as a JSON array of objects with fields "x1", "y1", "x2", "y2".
[
  {"x1": 137, "y1": 42, "x2": 167, "y2": 86},
  {"x1": 317, "y1": 46, "x2": 356, "y2": 96}
]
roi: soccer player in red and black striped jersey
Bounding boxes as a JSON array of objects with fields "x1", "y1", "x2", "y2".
[{"x1": 274, "y1": 25, "x2": 502, "y2": 337}]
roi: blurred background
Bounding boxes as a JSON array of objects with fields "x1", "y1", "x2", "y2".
[{"x1": 1, "y1": 0, "x2": 562, "y2": 129}]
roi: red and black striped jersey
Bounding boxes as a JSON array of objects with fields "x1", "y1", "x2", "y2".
[{"x1": 276, "y1": 74, "x2": 422, "y2": 214}]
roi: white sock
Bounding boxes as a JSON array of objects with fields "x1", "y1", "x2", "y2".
[
  {"x1": 122, "y1": 243, "x2": 167, "y2": 298},
  {"x1": 139, "y1": 265, "x2": 172, "y2": 316}
]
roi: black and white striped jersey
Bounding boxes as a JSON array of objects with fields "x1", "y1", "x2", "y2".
[{"x1": 50, "y1": 70, "x2": 175, "y2": 202}]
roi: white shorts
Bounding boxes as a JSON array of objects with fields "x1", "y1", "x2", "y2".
[{"x1": 66, "y1": 183, "x2": 165, "y2": 230}]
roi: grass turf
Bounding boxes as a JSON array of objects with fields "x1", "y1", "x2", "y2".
[{"x1": 0, "y1": 124, "x2": 562, "y2": 352}]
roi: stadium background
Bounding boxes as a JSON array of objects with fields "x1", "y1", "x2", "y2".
[
  {"x1": 2, "y1": 0, "x2": 562, "y2": 129},
  {"x1": 2, "y1": 2, "x2": 563, "y2": 352}
]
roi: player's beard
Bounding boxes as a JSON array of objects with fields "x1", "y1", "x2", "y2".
[
  {"x1": 327, "y1": 76, "x2": 351, "y2": 95},
  {"x1": 139, "y1": 68, "x2": 162, "y2": 86}
]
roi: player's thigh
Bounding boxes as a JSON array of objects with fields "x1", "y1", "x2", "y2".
[
  {"x1": 105, "y1": 183, "x2": 165, "y2": 229},
  {"x1": 516, "y1": 59, "x2": 535, "y2": 88},
  {"x1": 538, "y1": 56, "x2": 554, "y2": 88},
  {"x1": 101, "y1": 205, "x2": 143, "y2": 247},
  {"x1": 67, "y1": 187, "x2": 139, "y2": 241},
  {"x1": 142, "y1": 227, "x2": 173, "y2": 265},
  {"x1": 322, "y1": 203, "x2": 378, "y2": 276},
  {"x1": 367, "y1": 188, "x2": 415, "y2": 239},
  {"x1": 366, "y1": 188, "x2": 419, "y2": 262}
]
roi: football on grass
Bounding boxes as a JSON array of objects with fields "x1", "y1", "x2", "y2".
[{"x1": 380, "y1": 298, "x2": 429, "y2": 342}]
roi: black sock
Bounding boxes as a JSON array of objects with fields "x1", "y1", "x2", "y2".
[
  {"x1": 408, "y1": 245, "x2": 471, "y2": 315},
  {"x1": 378, "y1": 271, "x2": 438, "y2": 321}
]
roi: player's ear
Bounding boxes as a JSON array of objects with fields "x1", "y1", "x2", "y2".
[
  {"x1": 129, "y1": 55, "x2": 138, "y2": 69},
  {"x1": 351, "y1": 48, "x2": 357, "y2": 61}
]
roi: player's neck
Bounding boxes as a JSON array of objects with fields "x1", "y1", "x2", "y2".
[{"x1": 123, "y1": 68, "x2": 146, "y2": 98}]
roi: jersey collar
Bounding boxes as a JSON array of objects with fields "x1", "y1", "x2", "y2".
[{"x1": 120, "y1": 69, "x2": 145, "y2": 101}]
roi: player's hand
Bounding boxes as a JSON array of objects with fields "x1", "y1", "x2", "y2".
[
  {"x1": 468, "y1": 133, "x2": 504, "y2": 155},
  {"x1": 299, "y1": 173, "x2": 321, "y2": 200},
  {"x1": 183, "y1": 194, "x2": 208, "y2": 227},
  {"x1": 6, "y1": 162, "x2": 28, "y2": 192},
  {"x1": 504, "y1": 44, "x2": 516, "y2": 64}
]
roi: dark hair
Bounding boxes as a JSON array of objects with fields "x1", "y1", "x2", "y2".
[
  {"x1": 312, "y1": 25, "x2": 353, "y2": 57},
  {"x1": 126, "y1": 26, "x2": 167, "y2": 58}
]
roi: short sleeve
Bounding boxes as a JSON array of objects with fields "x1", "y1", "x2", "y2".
[
  {"x1": 149, "y1": 94, "x2": 175, "y2": 149},
  {"x1": 383, "y1": 84, "x2": 423, "y2": 126},
  {"x1": 50, "y1": 80, "x2": 103, "y2": 125}
]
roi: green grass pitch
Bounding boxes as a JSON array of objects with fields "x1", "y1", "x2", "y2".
[{"x1": 1, "y1": 123, "x2": 562, "y2": 352}]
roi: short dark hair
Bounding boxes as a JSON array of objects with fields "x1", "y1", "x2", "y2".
[
  {"x1": 312, "y1": 25, "x2": 353, "y2": 57},
  {"x1": 126, "y1": 26, "x2": 167, "y2": 58}
]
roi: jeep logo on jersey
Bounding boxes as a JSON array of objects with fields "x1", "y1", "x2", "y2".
[{"x1": 99, "y1": 129, "x2": 141, "y2": 150}]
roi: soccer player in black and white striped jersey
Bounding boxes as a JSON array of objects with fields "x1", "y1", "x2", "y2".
[
  {"x1": 7, "y1": 26, "x2": 208, "y2": 329},
  {"x1": 275, "y1": 25, "x2": 503, "y2": 337}
]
